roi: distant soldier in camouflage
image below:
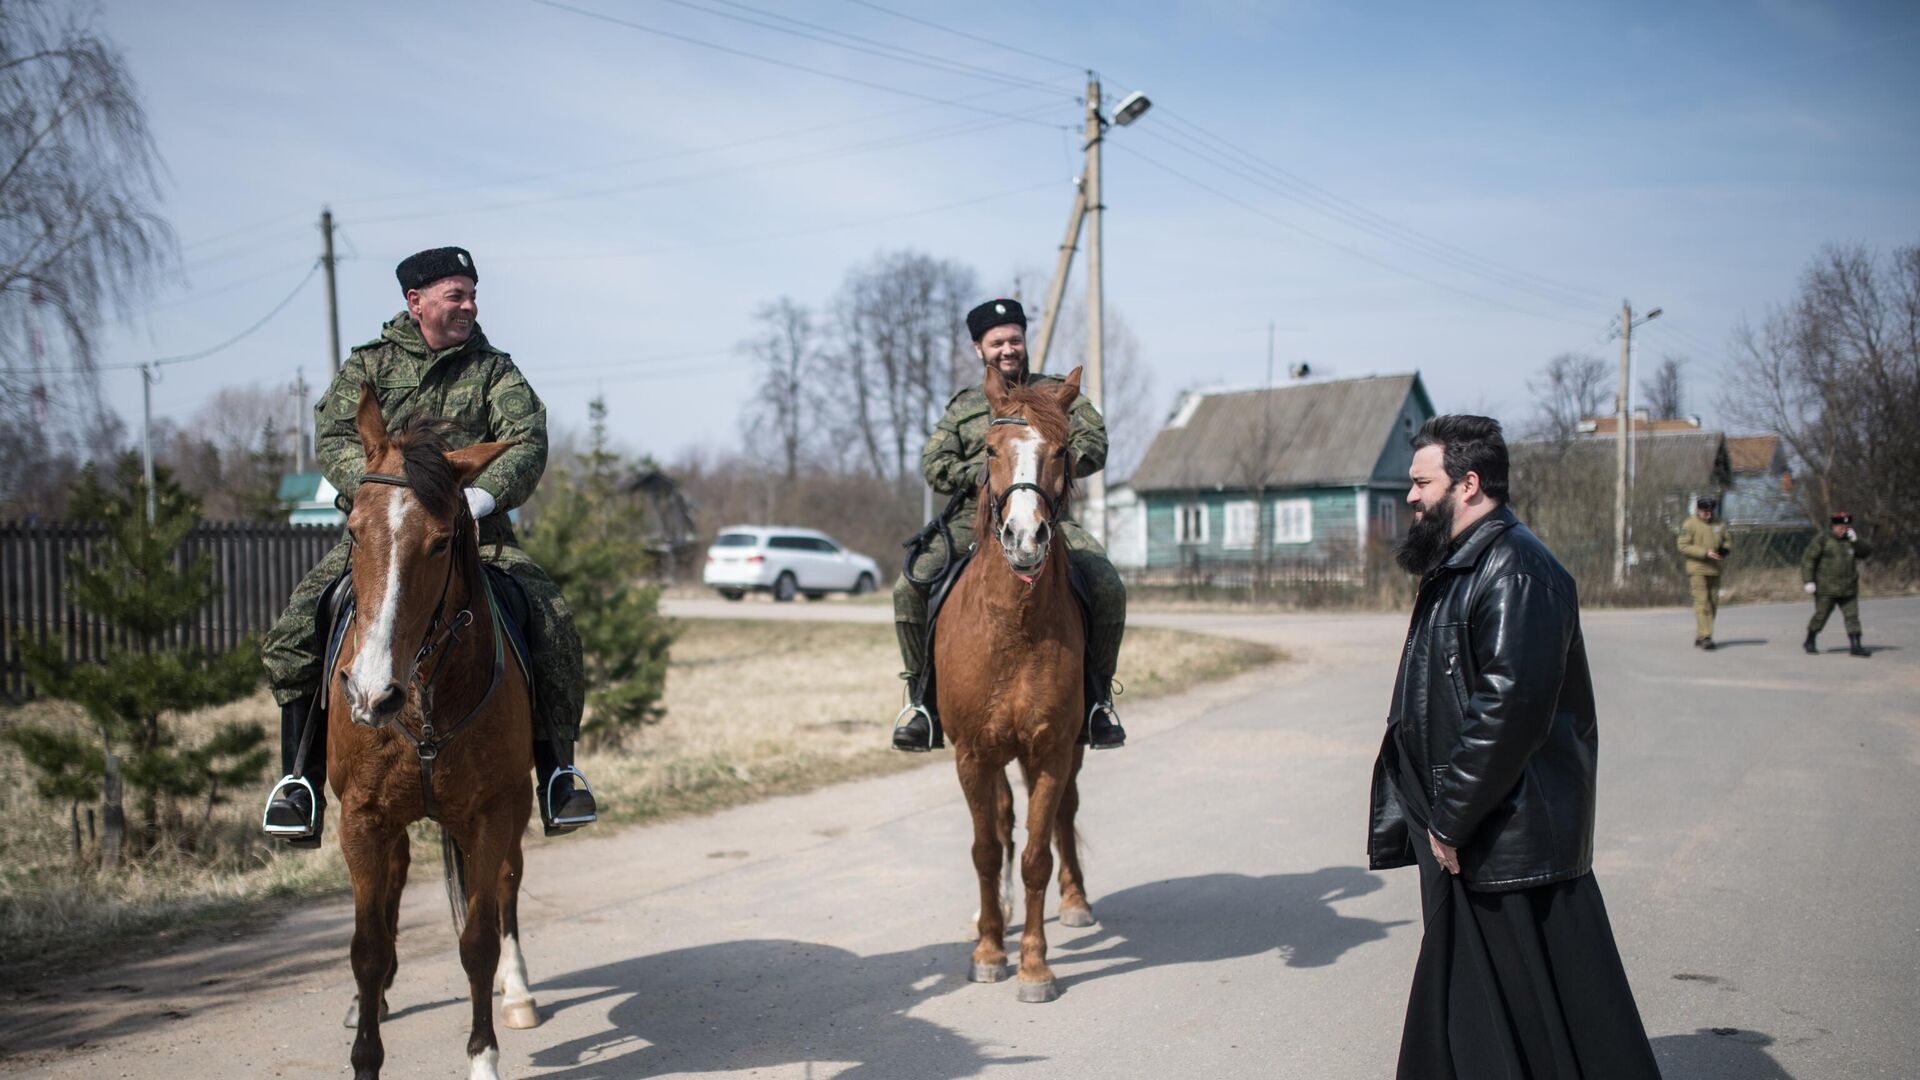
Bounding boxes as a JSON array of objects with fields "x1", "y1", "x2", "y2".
[
  {"x1": 260, "y1": 246, "x2": 597, "y2": 846},
  {"x1": 1802, "y1": 511, "x2": 1873, "y2": 658},
  {"x1": 891, "y1": 297, "x2": 1127, "y2": 752},
  {"x1": 1676, "y1": 495, "x2": 1730, "y2": 650}
]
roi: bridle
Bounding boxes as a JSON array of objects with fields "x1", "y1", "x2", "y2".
[
  {"x1": 348, "y1": 471, "x2": 505, "y2": 819},
  {"x1": 983, "y1": 417, "x2": 1063, "y2": 576}
]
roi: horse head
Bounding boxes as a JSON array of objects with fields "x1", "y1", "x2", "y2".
[
  {"x1": 980, "y1": 364, "x2": 1081, "y2": 575},
  {"x1": 340, "y1": 383, "x2": 512, "y2": 728}
]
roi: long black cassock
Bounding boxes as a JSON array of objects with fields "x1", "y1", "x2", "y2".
[{"x1": 1371, "y1": 507, "x2": 1662, "y2": 1080}]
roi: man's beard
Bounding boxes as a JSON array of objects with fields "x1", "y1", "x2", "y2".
[{"x1": 1395, "y1": 489, "x2": 1456, "y2": 576}]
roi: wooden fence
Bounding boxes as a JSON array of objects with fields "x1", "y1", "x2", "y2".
[{"x1": 0, "y1": 521, "x2": 341, "y2": 699}]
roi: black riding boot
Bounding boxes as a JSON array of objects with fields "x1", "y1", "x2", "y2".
[
  {"x1": 1081, "y1": 677, "x2": 1127, "y2": 750},
  {"x1": 1849, "y1": 633, "x2": 1870, "y2": 658},
  {"x1": 891, "y1": 621, "x2": 943, "y2": 752},
  {"x1": 534, "y1": 735, "x2": 597, "y2": 836},
  {"x1": 263, "y1": 695, "x2": 326, "y2": 848},
  {"x1": 1803, "y1": 631, "x2": 1819, "y2": 655}
]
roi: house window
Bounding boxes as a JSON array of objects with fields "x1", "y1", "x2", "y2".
[
  {"x1": 1274, "y1": 499, "x2": 1313, "y2": 544},
  {"x1": 1375, "y1": 497, "x2": 1399, "y2": 538},
  {"x1": 1176, "y1": 503, "x2": 1209, "y2": 544},
  {"x1": 1222, "y1": 501, "x2": 1258, "y2": 549}
]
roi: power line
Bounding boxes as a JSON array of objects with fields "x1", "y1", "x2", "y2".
[
  {"x1": 1111, "y1": 143, "x2": 1598, "y2": 330},
  {"x1": 1149, "y1": 109, "x2": 1609, "y2": 310},
  {"x1": 528, "y1": 0, "x2": 1066, "y2": 128},
  {"x1": 840, "y1": 0, "x2": 1086, "y2": 73},
  {"x1": 655, "y1": 0, "x2": 1075, "y2": 97}
]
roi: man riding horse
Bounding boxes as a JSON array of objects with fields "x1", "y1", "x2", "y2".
[
  {"x1": 260, "y1": 246, "x2": 597, "y2": 844},
  {"x1": 891, "y1": 298, "x2": 1127, "y2": 753}
]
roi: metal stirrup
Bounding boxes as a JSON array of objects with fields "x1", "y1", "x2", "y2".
[
  {"x1": 893, "y1": 702, "x2": 936, "y2": 749},
  {"x1": 262, "y1": 774, "x2": 320, "y2": 835},
  {"x1": 544, "y1": 766, "x2": 597, "y2": 826}
]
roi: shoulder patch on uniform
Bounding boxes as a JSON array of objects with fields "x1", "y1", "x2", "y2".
[{"x1": 496, "y1": 385, "x2": 537, "y2": 421}]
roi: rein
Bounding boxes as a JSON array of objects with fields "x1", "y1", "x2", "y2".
[{"x1": 351, "y1": 471, "x2": 506, "y2": 820}]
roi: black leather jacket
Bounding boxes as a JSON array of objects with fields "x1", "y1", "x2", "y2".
[{"x1": 1368, "y1": 505, "x2": 1599, "y2": 891}]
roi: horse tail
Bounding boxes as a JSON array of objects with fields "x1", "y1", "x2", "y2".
[{"x1": 440, "y1": 826, "x2": 469, "y2": 934}]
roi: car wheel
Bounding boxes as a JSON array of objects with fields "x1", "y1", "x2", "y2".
[
  {"x1": 719, "y1": 589, "x2": 745, "y2": 601},
  {"x1": 852, "y1": 573, "x2": 876, "y2": 595},
  {"x1": 773, "y1": 572, "x2": 798, "y2": 602}
]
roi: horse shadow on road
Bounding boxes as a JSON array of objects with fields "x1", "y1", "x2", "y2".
[
  {"x1": 1044, "y1": 866, "x2": 1409, "y2": 986},
  {"x1": 517, "y1": 866, "x2": 1401, "y2": 1078}
]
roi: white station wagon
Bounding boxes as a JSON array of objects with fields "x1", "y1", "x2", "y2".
[{"x1": 702, "y1": 525, "x2": 883, "y2": 602}]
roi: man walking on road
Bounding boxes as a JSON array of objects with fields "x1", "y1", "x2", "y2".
[
  {"x1": 1368, "y1": 415, "x2": 1659, "y2": 1079},
  {"x1": 1677, "y1": 495, "x2": 1730, "y2": 650},
  {"x1": 1803, "y1": 512, "x2": 1873, "y2": 657}
]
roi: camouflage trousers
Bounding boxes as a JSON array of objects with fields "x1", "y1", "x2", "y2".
[
  {"x1": 892, "y1": 519, "x2": 1127, "y2": 686},
  {"x1": 260, "y1": 538, "x2": 585, "y2": 741},
  {"x1": 1808, "y1": 593, "x2": 1863, "y2": 637}
]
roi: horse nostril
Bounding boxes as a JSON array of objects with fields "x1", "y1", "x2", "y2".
[{"x1": 373, "y1": 682, "x2": 404, "y2": 715}]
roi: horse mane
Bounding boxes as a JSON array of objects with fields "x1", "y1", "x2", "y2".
[
  {"x1": 975, "y1": 380, "x2": 1077, "y2": 547},
  {"x1": 387, "y1": 416, "x2": 464, "y2": 522}
]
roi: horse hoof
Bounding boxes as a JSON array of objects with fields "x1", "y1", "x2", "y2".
[
  {"x1": 501, "y1": 999, "x2": 541, "y2": 1030},
  {"x1": 1058, "y1": 906, "x2": 1096, "y2": 928},
  {"x1": 970, "y1": 962, "x2": 1008, "y2": 983},
  {"x1": 1016, "y1": 978, "x2": 1060, "y2": 1004}
]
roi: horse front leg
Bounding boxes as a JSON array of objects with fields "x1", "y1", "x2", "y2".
[
  {"x1": 344, "y1": 816, "x2": 401, "y2": 1079},
  {"x1": 456, "y1": 803, "x2": 516, "y2": 1080},
  {"x1": 496, "y1": 813, "x2": 540, "y2": 1030},
  {"x1": 955, "y1": 751, "x2": 1010, "y2": 983},
  {"x1": 1054, "y1": 745, "x2": 1095, "y2": 928},
  {"x1": 1015, "y1": 755, "x2": 1071, "y2": 1003}
]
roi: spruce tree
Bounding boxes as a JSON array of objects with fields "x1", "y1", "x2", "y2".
[
  {"x1": 14, "y1": 454, "x2": 262, "y2": 867},
  {"x1": 523, "y1": 397, "x2": 674, "y2": 748}
]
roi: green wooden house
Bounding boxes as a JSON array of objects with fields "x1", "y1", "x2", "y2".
[{"x1": 1116, "y1": 373, "x2": 1434, "y2": 577}]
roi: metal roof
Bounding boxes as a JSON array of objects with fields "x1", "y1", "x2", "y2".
[{"x1": 1127, "y1": 374, "x2": 1427, "y2": 493}]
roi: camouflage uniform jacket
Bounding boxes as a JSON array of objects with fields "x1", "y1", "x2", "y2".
[
  {"x1": 316, "y1": 312, "x2": 547, "y2": 549},
  {"x1": 921, "y1": 371, "x2": 1107, "y2": 538},
  {"x1": 1801, "y1": 531, "x2": 1872, "y2": 597},
  {"x1": 1676, "y1": 515, "x2": 1730, "y2": 577}
]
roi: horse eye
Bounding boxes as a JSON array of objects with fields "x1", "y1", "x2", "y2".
[
  {"x1": 986, "y1": 447, "x2": 997, "y2": 458},
  {"x1": 430, "y1": 537, "x2": 450, "y2": 556},
  {"x1": 1055, "y1": 447, "x2": 1068, "y2": 459}
]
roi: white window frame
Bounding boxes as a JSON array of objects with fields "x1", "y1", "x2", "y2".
[
  {"x1": 1274, "y1": 498, "x2": 1313, "y2": 544},
  {"x1": 1376, "y1": 497, "x2": 1399, "y2": 538},
  {"x1": 1175, "y1": 502, "x2": 1209, "y2": 545},
  {"x1": 1221, "y1": 500, "x2": 1258, "y2": 549}
]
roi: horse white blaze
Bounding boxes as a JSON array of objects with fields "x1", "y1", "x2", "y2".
[
  {"x1": 1002, "y1": 433, "x2": 1047, "y2": 564},
  {"x1": 346, "y1": 487, "x2": 408, "y2": 716},
  {"x1": 467, "y1": 1045, "x2": 500, "y2": 1080}
]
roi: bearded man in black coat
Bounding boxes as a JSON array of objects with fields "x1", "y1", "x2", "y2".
[{"x1": 1369, "y1": 414, "x2": 1661, "y2": 1079}]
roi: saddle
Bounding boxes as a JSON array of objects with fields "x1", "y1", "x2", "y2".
[{"x1": 315, "y1": 565, "x2": 535, "y2": 713}]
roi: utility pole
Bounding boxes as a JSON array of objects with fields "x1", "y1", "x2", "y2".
[
  {"x1": 140, "y1": 363, "x2": 156, "y2": 524},
  {"x1": 1613, "y1": 299, "x2": 1662, "y2": 586},
  {"x1": 1082, "y1": 73, "x2": 1108, "y2": 545},
  {"x1": 291, "y1": 369, "x2": 310, "y2": 472},
  {"x1": 320, "y1": 208, "x2": 342, "y2": 377},
  {"x1": 1029, "y1": 182, "x2": 1087, "y2": 373}
]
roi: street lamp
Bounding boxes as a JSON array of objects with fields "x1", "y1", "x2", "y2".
[{"x1": 1112, "y1": 90, "x2": 1152, "y2": 127}]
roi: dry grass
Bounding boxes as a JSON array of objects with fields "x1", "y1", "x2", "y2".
[{"x1": 0, "y1": 620, "x2": 1275, "y2": 978}]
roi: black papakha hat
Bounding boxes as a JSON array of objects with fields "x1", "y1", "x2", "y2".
[
  {"x1": 1831, "y1": 511, "x2": 1853, "y2": 524},
  {"x1": 1696, "y1": 496, "x2": 1717, "y2": 510},
  {"x1": 396, "y1": 247, "x2": 478, "y2": 292},
  {"x1": 966, "y1": 298, "x2": 1026, "y2": 342}
]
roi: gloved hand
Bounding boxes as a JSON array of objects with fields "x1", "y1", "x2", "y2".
[
  {"x1": 464, "y1": 487, "x2": 497, "y2": 520},
  {"x1": 1804, "y1": 582, "x2": 1817, "y2": 595}
]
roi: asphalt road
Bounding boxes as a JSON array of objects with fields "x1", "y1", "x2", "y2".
[{"x1": 4, "y1": 597, "x2": 1915, "y2": 1079}]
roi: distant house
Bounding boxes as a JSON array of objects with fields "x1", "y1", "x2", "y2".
[
  {"x1": 1721, "y1": 435, "x2": 1803, "y2": 527},
  {"x1": 1121, "y1": 373, "x2": 1435, "y2": 575},
  {"x1": 278, "y1": 471, "x2": 344, "y2": 526}
]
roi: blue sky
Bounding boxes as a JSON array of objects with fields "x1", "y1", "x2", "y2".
[{"x1": 91, "y1": 0, "x2": 1920, "y2": 464}]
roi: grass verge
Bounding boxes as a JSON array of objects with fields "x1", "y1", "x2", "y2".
[{"x1": 0, "y1": 621, "x2": 1276, "y2": 979}]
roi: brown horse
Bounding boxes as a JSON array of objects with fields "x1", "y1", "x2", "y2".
[
  {"x1": 330, "y1": 385, "x2": 540, "y2": 1080},
  {"x1": 934, "y1": 364, "x2": 1096, "y2": 1004}
]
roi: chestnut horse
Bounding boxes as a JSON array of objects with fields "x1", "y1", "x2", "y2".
[
  {"x1": 330, "y1": 385, "x2": 540, "y2": 1080},
  {"x1": 934, "y1": 364, "x2": 1096, "y2": 1004}
]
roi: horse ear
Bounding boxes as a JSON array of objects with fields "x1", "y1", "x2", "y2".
[
  {"x1": 446, "y1": 440, "x2": 516, "y2": 486},
  {"x1": 1057, "y1": 366, "x2": 1084, "y2": 408},
  {"x1": 983, "y1": 363, "x2": 1012, "y2": 414},
  {"x1": 355, "y1": 383, "x2": 389, "y2": 460}
]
